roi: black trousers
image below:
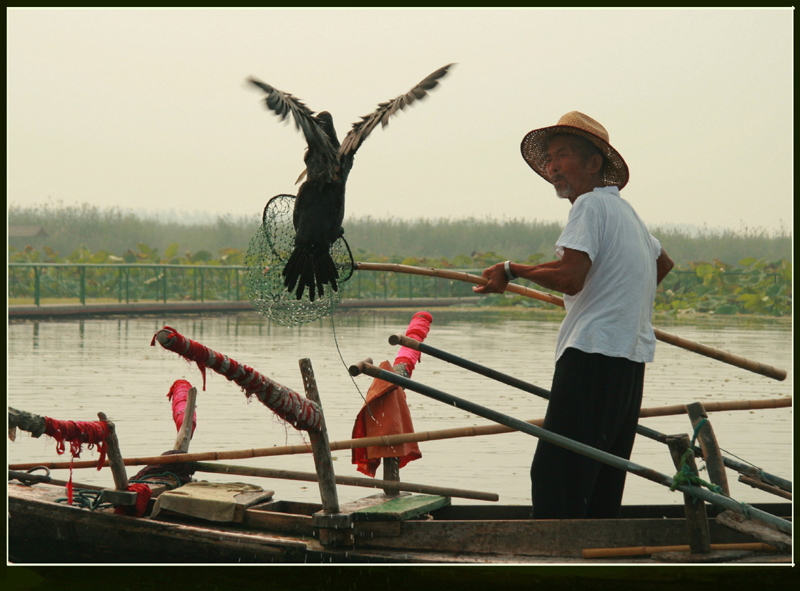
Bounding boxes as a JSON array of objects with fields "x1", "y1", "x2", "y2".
[{"x1": 531, "y1": 347, "x2": 645, "y2": 519}]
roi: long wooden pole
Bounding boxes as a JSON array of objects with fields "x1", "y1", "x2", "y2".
[
  {"x1": 8, "y1": 396, "x2": 790, "y2": 472},
  {"x1": 582, "y1": 542, "x2": 777, "y2": 559},
  {"x1": 355, "y1": 262, "x2": 788, "y2": 381},
  {"x1": 299, "y1": 358, "x2": 340, "y2": 515},
  {"x1": 191, "y1": 462, "x2": 499, "y2": 502}
]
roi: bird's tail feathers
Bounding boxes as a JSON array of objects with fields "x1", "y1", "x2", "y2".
[{"x1": 282, "y1": 244, "x2": 340, "y2": 302}]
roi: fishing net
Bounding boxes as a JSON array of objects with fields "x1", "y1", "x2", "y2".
[{"x1": 244, "y1": 194, "x2": 354, "y2": 326}]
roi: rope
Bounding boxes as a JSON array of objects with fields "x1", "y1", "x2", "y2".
[
  {"x1": 690, "y1": 418, "x2": 708, "y2": 448},
  {"x1": 130, "y1": 471, "x2": 186, "y2": 490},
  {"x1": 44, "y1": 417, "x2": 110, "y2": 505},
  {"x1": 670, "y1": 416, "x2": 725, "y2": 497},
  {"x1": 56, "y1": 489, "x2": 112, "y2": 511}
]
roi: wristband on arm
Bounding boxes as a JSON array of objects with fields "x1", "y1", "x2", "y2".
[{"x1": 504, "y1": 260, "x2": 516, "y2": 281}]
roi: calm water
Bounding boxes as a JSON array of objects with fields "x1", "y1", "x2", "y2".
[{"x1": 7, "y1": 309, "x2": 793, "y2": 509}]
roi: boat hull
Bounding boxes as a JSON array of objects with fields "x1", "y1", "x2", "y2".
[{"x1": 7, "y1": 482, "x2": 792, "y2": 564}]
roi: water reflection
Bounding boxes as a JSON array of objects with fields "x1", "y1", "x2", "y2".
[{"x1": 7, "y1": 309, "x2": 792, "y2": 509}]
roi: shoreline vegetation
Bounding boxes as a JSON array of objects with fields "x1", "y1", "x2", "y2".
[{"x1": 7, "y1": 202, "x2": 792, "y2": 318}]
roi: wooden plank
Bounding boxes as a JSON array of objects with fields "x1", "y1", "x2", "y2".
[
  {"x1": 685, "y1": 402, "x2": 730, "y2": 495},
  {"x1": 243, "y1": 508, "x2": 316, "y2": 537},
  {"x1": 352, "y1": 494, "x2": 449, "y2": 522},
  {"x1": 98, "y1": 412, "x2": 128, "y2": 491},
  {"x1": 299, "y1": 358, "x2": 339, "y2": 515},
  {"x1": 231, "y1": 490, "x2": 276, "y2": 522},
  {"x1": 99, "y1": 489, "x2": 139, "y2": 506},
  {"x1": 667, "y1": 433, "x2": 710, "y2": 554},
  {"x1": 716, "y1": 510, "x2": 792, "y2": 553}
]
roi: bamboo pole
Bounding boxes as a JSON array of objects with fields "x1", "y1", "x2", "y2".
[
  {"x1": 191, "y1": 461, "x2": 499, "y2": 502},
  {"x1": 738, "y1": 475, "x2": 792, "y2": 500},
  {"x1": 355, "y1": 262, "x2": 788, "y2": 381},
  {"x1": 8, "y1": 396, "x2": 791, "y2": 473},
  {"x1": 582, "y1": 542, "x2": 777, "y2": 559},
  {"x1": 637, "y1": 397, "x2": 791, "y2": 418}
]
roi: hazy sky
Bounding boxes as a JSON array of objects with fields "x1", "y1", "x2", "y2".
[{"x1": 7, "y1": 8, "x2": 793, "y2": 232}]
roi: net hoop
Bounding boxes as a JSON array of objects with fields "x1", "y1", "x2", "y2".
[{"x1": 245, "y1": 194, "x2": 354, "y2": 326}]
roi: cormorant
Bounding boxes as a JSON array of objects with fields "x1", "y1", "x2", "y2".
[{"x1": 247, "y1": 63, "x2": 453, "y2": 302}]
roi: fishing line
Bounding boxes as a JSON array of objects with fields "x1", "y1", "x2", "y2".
[{"x1": 330, "y1": 308, "x2": 379, "y2": 425}]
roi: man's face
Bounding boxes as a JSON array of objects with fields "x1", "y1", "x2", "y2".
[{"x1": 543, "y1": 135, "x2": 599, "y2": 201}]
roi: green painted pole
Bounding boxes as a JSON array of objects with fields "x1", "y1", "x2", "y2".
[
  {"x1": 390, "y1": 334, "x2": 792, "y2": 494},
  {"x1": 79, "y1": 267, "x2": 86, "y2": 305},
  {"x1": 349, "y1": 360, "x2": 792, "y2": 535}
]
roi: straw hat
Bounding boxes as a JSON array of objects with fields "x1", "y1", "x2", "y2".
[{"x1": 520, "y1": 111, "x2": 629, "y2": 190}]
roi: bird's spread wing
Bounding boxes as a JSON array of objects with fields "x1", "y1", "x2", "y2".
[
  {"x1": 248, "y1": 76, "x2": 337, "y2": 159},
  {"x1": 338, "y1": 63, "x2": 454, "y2": 159}
]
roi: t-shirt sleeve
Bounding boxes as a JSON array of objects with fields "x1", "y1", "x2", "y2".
[
  {"x1": 555, "y1": 196, "x2": 602, "y2": 262},
  {"x1": 649, "y1": 234, "x2": 662, "y2": 258}
]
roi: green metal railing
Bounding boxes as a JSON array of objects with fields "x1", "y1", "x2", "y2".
[
  {"x1": 7, "y1": 263, "x2": 789, "y2": 315},
  {"x1": 8, "y1": 263, "x2": 245, "y2": 307},
  {"x1": 7, "y1": 263, "x2": 483, "y2": 307}
]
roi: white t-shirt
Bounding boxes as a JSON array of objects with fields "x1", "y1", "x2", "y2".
[{"x1": 554, "y1": 186, "x2": 661, "y2": 363}]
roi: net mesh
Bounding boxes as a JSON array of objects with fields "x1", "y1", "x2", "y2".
[{"x1": 244, "y1": 194, "x2": 354, "y2": 326}]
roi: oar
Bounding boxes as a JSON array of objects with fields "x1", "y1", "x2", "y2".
[
  {"x1": 348, "y1": 359, "x2": 792, "y2": 535},
  {"x1": 388, "y1": 333, "x2": 792, "y2": 492},
  {"x1": 354, "y1": 262, "x2": 788, "y2": 381}
]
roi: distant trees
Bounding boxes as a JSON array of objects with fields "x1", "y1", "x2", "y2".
[{"x1": 8, "y1": 202, "x2": 792, "y2": 267}]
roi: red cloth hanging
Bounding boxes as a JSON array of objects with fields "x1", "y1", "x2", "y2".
[
  {"x1": 351, "y1": 360, "x2": 422, "y2": 477},
  {"x1": 351, "y1": 311, "x2": 432, "y2": 477}
]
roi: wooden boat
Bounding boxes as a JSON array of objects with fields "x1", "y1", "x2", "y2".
[
  {"x1": 7, "y1": 322, "x2": 793, "y2": 564},
  {"x1": 6, "y1": 476, "x2": 792, "y2": 564}
]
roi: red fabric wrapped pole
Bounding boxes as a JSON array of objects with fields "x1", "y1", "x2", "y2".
[
  {"x1": 167, "y1": 379, "x2": 196, "y2": 435},
  {"x1": 351, "y1": 311, "x2": 432, "y2": 477},
  {"x1": 152, "y1": 327, "x2": 321, "y2": 432},
  {"x1": 393, "y1": 311, "x2": 432, "y2": 375}
]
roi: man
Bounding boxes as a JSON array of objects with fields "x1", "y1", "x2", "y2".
[{"x1": 473, "y1": 111, "x2": 674, "y2": 519}]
